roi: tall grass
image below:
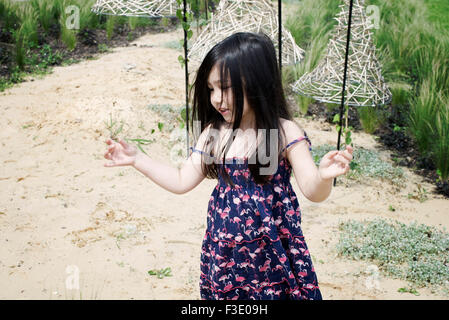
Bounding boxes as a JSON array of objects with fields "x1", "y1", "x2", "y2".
[
  {"x1": 432, "y1": 101, "x2": 449, "y2": 181},
  {"x1": 13, "y1": 4, "x2": 39, "y2": 69},
  {"x1": 106, "y1": 16, "x2": 117, "y2": 41},
  {"x1": 285, "y1": 0, "x2": 340, "y2": 114},
  {"x1": 30, "y1": 0, "x2": 59, "y2": 33},
  {"x1": 357, "y1": 106, "x2": 384, "y2": 134},
  {"x1": 369, "y1": 0, "x2": 449, "y2": 181},
  {"x1": 0, "y1": 0, "x2": 19, "y2": 31}
]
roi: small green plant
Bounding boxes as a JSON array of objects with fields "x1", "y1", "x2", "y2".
[
  {"x1": 393, "y1": 124, "x2": 405, "y2": 132},
  {"x1": 148, "y1": 267, "x2": 172, "y2": 279},
  {"x1": 176, "y1": 0, "x2": 193, "y2": 69},
  {"x1": 127, "y1": 138, "x2": 154, "y2": 156},
  {"x1": 398, "y1": 287, "x2": 420, "y2": 296},
  {"x1": 177, "y1": 107, "x2": 187, "y2": 129},
  {"x1": 158, "y1": 122, "x2": 164, "y2": 132},
  {"x1": 388, "y1": 205, "x2": 395, "y2": 212},
  {"x1": 104, "y1": 113, "x2": 124, "y2": 141},
  {"x1": 333, "y1": 111, "x2": 354, "y2": 148},
  {"x1": 407, "y1": 184, "x2": 429, "y2": 202},
  {"x1": 98, "y1": 43, "x2": 109, "y2": 53},
  {"x1": 115, "y1": 233, "x2": 125, "y2": 249},
  {"x1": 34, "y1": 44, "x2": 63, "y2": 69}
]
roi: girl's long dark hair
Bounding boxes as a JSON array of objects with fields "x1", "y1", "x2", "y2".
[{"x1": 190, "y1": 32, "x2": 293, "y2": 187}]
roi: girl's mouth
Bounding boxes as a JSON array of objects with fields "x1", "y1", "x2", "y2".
[{"x1": 219, "y1": 109, "x2": 229, "y2": 115}]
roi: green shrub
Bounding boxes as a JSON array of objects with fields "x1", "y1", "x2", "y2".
[{"x1": 337, "y1": 218, "x2": 449, "y2": 292}]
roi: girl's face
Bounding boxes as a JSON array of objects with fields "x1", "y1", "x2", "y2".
[{"x1": 207, "y1": 64, "x2": 253, "y2": 126}]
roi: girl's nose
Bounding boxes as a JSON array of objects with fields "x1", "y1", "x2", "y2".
[{"x1": 211, "y1": 89, "x2": 223, "y2": 107}]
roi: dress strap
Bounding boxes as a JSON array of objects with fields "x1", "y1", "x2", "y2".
[
  {"x1": 189, "y1": 146, "x2": 212, "y2": 157},
  {"x1": 281, "y1": 131, "x2": 312, "y2": 152}
]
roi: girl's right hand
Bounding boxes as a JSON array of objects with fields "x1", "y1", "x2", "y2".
[{"x1": 104, "y1": 138, "x2": 138, "y2": 167}]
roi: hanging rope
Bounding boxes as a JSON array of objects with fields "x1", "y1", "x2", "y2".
[
  {"x1": 184, "y1": 0, "x2": 190, "y2": 158},
  {"x1": 334, "y1": 0, "x2": 354, "y2": 187},
  {"x1": 278, "y1": 0, "x2": 282, "y2": 74}
]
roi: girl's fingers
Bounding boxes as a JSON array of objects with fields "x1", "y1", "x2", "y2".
[
  {"x1": 119, "y1": 138, "x2": 128, "y2": 149},
  {"x1": 334, "y1": 154, "x2": 349, "y2": 166},
  {"x1": 328, "y1": 150, "x2": 339, "y2": 159},
  {"x1": 342, "y1": 150, "x2": 353, "y2": 161}
]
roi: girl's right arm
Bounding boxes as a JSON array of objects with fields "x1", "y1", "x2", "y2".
[{"x1": 103, "y1": 125, "x2": 212, "y2": 195}]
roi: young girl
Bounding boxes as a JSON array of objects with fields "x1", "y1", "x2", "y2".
[{"x1": 103, "y1": 32, "x2": 353, "y2": 300}]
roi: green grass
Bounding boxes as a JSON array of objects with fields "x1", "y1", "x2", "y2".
[
  {"x1": 338, "y1": 218, "x2": 449, "y2": 294},
  {"x1": 424, "y1": 0, "x2": 449, "y2": 32}
]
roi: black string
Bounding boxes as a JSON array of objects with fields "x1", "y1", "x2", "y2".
[
  {"x1": 183, "y1": 0, "x2": 190, "y2": 158},
  {"x1": 278, "y1": 0, "x2": 282, "y2": 74},
  {"x1": 334, "y1": 0, "x2": 354, "y2": 187}
]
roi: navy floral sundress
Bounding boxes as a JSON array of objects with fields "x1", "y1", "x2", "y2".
[{"x1": 189, "y1": 132, "x2": 322, "y2": 300}]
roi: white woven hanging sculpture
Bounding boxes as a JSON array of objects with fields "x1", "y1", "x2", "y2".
[
  {"x1": 188, "y1": 0, "x2": 304, "y2": 65},
  {"x1": 292, "y1": 0, "x2": 391, "y2": 107},
  {"x1": 91, "y1": 0, "x2": 178, "y2": 17}
]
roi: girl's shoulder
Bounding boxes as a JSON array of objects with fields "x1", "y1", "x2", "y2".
[
  {"x1": 279, "y1": 118, "x2": 306, "y2": 143},
  {"x1": 279, "y1": 118, "x2": 308, "y2": 158}
]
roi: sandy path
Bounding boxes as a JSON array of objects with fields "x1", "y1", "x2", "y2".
[{"x1": 0, "y1": 27, "x2": 448, "y2": 300}]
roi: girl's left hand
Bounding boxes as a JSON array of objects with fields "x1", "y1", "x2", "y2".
[{"x1": 318, "y1": 145, "x2": 354, "y2": 181}]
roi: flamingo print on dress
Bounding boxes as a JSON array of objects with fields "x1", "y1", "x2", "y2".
[{"x1": 198, "y1": 133, "x2": 322, "y2": 300}]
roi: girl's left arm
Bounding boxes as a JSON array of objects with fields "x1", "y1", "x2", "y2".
[{"x1": 282, "y1": 120, "x2": 353, "y2": 202}]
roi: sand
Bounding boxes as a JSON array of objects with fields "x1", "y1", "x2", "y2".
[{"x1": 0, "y1": 27, "x2": 448, "y2": 300}]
